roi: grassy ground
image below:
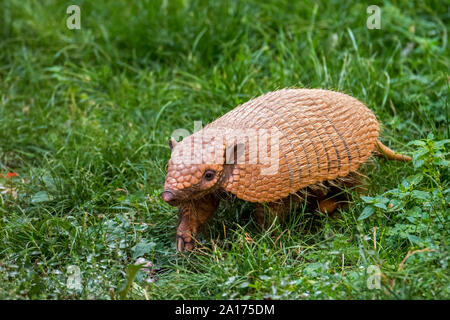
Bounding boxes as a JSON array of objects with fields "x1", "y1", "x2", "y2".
[{"x1": 0, "y1": 0, "x2": 448, "y2": 299}]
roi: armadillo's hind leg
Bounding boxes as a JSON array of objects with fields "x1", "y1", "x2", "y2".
[
  {"x1": 317, "y1": 198, "x2": 340, "y2": 214},
  {"x1": 254, "y1": 202, "x2": 284, "y2": 230},
  {"x1": 254, "y1": 196, "x2": 299, "y2": 230},
  {"x1": 315, "y1": 171, "x2": 364, "y2": 215},
  {"x1": 176, "y1": 194, "x2": 220, "y2": 252}
]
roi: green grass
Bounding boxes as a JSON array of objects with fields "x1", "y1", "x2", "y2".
[{"x1": 0, "y1": 0, "x2": 448, "y2": 299}]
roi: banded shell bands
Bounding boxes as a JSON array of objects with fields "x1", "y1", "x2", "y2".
[{"x1": 207, "y1": 88, "x2": 379, "y2": 202}]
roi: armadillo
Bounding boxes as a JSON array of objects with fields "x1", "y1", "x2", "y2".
[{"x1": 161, "y1": 88, "x2": 411, "y2": 251}]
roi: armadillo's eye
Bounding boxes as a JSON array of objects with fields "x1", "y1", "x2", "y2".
[{"x1": 203, "y1": 170, "x2": 216, "y2": 181}]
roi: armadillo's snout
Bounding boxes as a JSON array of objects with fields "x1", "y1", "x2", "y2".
[{"x1": 161, "y1": 190, "x2": 178, "y2": 206}]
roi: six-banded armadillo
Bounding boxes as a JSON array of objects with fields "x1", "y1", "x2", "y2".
[{"x1": 161, "y1": 88, "x2": 411, "y2": 251}]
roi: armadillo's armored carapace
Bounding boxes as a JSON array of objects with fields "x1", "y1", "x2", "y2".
[{"x1": 161, "y1": 88, "x2": 411, "y2": 251}]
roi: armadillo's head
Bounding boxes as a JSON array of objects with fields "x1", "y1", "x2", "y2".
[{"x1": 161, "y1": 134, "x2": 227, "y2": 206}]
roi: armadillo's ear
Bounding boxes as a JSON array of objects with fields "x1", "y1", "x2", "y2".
[
  {"x1": 225, "y1": 143, "x2": 245, "y2": 165},
  {"x1": 169, "y1": 137, "x2": 177, "y2": 151}
]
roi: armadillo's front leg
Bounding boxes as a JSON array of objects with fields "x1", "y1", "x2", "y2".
[{"x1": 176, "y1": 194, "x2": 220, "y2": 251}]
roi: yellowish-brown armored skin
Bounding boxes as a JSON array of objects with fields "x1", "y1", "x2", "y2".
[
  {"x1": 213, "y1": 89, "x2": 379, "y2": 202},
  {"x1": 162, "y1": 88, "x2": 411, "y2": 251},
  {"x1": 165, "y1": 89, "x2": 380, "y2": 202}
]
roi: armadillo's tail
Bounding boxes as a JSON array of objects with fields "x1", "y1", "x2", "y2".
[{"x1": 375, "y1": 140, "x2": 411, "y2": 162}]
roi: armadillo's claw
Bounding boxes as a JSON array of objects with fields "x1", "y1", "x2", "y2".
[
  {"x1": 176, "y1": 236, "x2": 184, "y2": 251},
  {"x1": 175, "y1": 233, "x2": 194, "y2": 252},
  {"x1": 174, "y1": 195, "x2": 220, "y2": 252}
]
